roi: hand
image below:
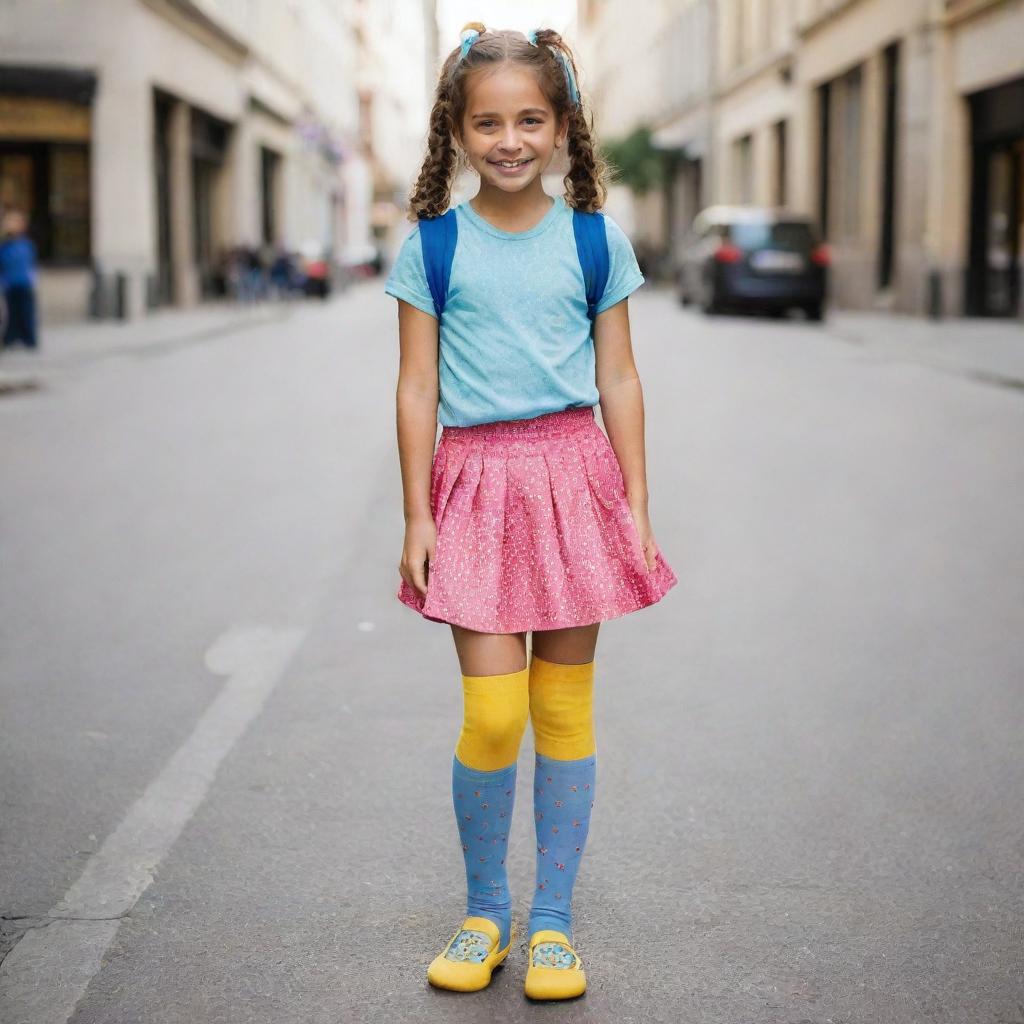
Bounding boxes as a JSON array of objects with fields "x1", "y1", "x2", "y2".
[
  {"x1": 400, "y1": 516, "x2": 437, "y2": 597},
  {"x1": 627, "y1": 499, "x2": 660, "y2": 573}
]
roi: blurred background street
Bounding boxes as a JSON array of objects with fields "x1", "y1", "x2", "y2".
[
  {"x1": 2, "y1": 1, "x2": 1023, "y2": 1022},
  {"x1": 3, "y1": 281, "x2": 1023, "y2": 1021}
]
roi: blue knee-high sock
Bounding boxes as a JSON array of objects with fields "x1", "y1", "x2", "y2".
[
  {"x1": 528, "y1": 751, "x2": 596, "y2": 942},
  {"x1": 452, "y1": 754, "x2": 516, "y2": 950}
]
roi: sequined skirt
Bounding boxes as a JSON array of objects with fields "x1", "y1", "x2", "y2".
[{"x1": 397, "y1": 406, "x2": 678, "y2": 633}]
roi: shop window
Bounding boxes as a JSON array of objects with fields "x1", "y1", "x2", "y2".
[
  {"x1": 49, "y1": 146, "x2": 90, "y2": 262},
  {"x1": 0, "y1": 142, "x2": 90, "y2": 264}
]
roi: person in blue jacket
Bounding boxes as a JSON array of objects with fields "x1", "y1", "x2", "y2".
[{"x1": 1, "y1": 209, "x2": 39, "y2": 350}]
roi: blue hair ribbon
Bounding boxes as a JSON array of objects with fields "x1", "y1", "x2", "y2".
[
  {"x1": 526, "y1": 29, "x2": 579, "y2": 107},
  {"x1": 459, "y1": 26, "x2": 481, "y2": 61}
]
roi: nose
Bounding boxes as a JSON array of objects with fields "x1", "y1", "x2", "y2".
[{"x1": 496, "y1": 126, "x2": 522, "y2": 153}]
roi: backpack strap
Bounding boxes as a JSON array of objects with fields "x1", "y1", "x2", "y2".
[
  {"x1": 572, "y1": 208, "x2": 610, "y2": 324},
  {"x1": 418, "y1": 210, "x2": 458, "y2": 319}
]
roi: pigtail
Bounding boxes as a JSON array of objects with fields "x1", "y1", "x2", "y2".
[
  {"x1": 531, "y1": 29, "x2": 611, "y2": 213},
  {"x1": 563, "y1": 103, "x2": 611, "y2": 213},
  {"x1": 407, "y1": 58, "x2": 461, "y2": 221}
]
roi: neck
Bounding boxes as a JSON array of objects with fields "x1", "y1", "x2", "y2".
[{"x1": 470, "y1": 180, "x2": 553, "y2": 228}]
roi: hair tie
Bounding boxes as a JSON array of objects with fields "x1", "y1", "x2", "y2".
[
  {"x1": 459, "y1": 23, "x2": 483, "y2": 61},
  {"x1": 526, "y1": 29, "x2": 580, "y2": 107}
]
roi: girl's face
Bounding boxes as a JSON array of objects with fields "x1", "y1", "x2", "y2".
[{"x1": 458, "y1": 65, "x2": 567, "y2": 195}]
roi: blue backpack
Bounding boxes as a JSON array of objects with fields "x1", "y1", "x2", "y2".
[{"x1": 418, "y1": 206, "x2": 610, "y2": 328}]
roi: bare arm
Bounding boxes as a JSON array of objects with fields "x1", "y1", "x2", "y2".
[
  {"x1": 593, "y1": 297, "x2": 659, "y2": 571},
  {"x1": 395, "y1": 299, "x2": 440, "y2": 595}
]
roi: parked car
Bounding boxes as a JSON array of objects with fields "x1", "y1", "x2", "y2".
[
  {"x1": 676, "y1": 206, "x2": 829, "y2": 320},
  {"x1": 343, "y1": 242, "x2": 383, "y2": 280}
]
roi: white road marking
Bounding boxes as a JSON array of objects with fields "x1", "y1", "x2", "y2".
[{"x1": 0, "y1": 625, "x2": 306, "y2": 1024}]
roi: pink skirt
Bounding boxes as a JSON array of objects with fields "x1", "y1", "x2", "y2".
[{"x1": 397, "y1": 406, "x2": 678, "y2": 633}]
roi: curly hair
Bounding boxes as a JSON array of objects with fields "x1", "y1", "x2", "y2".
[{"x1": 406, "y1": 24, "x2": 611, "y2": 221}]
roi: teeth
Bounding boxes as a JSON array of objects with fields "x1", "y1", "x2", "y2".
[{"x1": 496, "y1": 159, "x2": 528, "y2": 167}]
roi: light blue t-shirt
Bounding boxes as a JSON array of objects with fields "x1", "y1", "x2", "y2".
[{"x1": 384, "y1": 193, "x2": 645, "y2": 427}]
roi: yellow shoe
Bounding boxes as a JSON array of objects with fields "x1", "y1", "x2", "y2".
[
  {"x1": 524, "y1": 930, "x2": 587, "y2": 1000},
  {"x1": 426, "y1": 916, "x2": 512, "y2": 992}
]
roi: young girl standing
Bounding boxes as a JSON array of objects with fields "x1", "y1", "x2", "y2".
[{"x1": 386, "y1": 23, "x2": 677, "y2": 1001}]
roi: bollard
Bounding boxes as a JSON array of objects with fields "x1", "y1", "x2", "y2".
[
  {"x1": 114, "y1": 272, "x2": 128, "y2": 320},
  {"x1": 927, "y1": 269, "x2": 943, "y2": 321},
  {"x1": 89, "y1": 265, "x2": 104, "y2": 319}
]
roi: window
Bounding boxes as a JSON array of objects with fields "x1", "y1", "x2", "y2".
[
  {"x1": 819, "y1": 64, "x2": 863, "y2": 241},
  {"x1": 734, "y1": 134, "x2": 754, "y2": 204},
  {"x1": 0, "y1": 142, "x2": 90, "y2": 264},
  {"x1": 730, "y1": 220, "x2": 815, "y2": 250},
  {"x1": 838, "y1": 65, "x2": 862, "y2": 238},
  {"x1": 775, "y1": 119, "x2": 788, "y2": 206}
]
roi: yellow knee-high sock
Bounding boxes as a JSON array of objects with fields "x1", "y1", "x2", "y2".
[
  {"x1": 455, "y1": 667, "x2": 530, "y2": 771},
  {"x1": 528, "y1": 655, "x2": 595, "y2": 760}
]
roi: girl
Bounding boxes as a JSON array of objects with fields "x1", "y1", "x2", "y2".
[{"x1": 386, "y1": 23, "x2": 677, "y2": 1001}]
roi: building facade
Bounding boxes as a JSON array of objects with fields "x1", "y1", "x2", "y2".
[
  {"x1": 353, "y1": 0, "x2": 436, "y2": 257},
  {"x1": 578, "y1": 0, "x2": 1024, "y2": 318},
  {"x1": 0, "y1": 0, "x2": 373, "y2": 321},
  {"x1": 578, "y1": 0, "x2": 715, "y2": 253},
  {"x1": 936, "y1": 0, "x2": 1024, "y2": 317}
]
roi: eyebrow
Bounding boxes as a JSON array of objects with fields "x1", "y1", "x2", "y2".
[{"x1": 470, "y1": 108, "x2": 548, "y2": 119}]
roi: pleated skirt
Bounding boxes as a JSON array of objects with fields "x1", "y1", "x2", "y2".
[{"x1": 397, "y1": 406, "x2": 678, "y2": 633}]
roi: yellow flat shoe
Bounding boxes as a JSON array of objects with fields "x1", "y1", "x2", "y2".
[
  {"x1": 524, "y1": 929, "x2": 587, "y2": 1000},
  {"x1": 426, "y1": 916, "x2": 512, "y2": 992}
]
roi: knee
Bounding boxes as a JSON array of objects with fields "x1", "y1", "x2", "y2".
[
  {"x1": 529, "y1": 655, "x2": 596, "y2": 759},
  {"x1": 455, "y1": 668, "x2": 530, "y2": 770}
]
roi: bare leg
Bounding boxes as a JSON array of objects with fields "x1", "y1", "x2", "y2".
[
  {"x1": 451, "y1": 624, "x2": 528, "y2": 675},
  {"x1": 530, "y1": 622, "x2": 600, "y2": 665}
]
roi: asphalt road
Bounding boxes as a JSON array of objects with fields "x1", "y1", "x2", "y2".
[{"x1": 1, "y1": 285, "x2": 1022, "y2": 1023}]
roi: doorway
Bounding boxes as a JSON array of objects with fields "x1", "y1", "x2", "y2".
[{"x1": 967, "y1": 77, "x2": 1024, "y2": 317}]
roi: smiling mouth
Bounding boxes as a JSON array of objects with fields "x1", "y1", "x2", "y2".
[{"x1": 489, "y1": 158, "x2": 533, "y2": 168}]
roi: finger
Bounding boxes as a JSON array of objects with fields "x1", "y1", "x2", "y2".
[
  {"x1": 400, "y1": 566, "x2": 416, "y2": 593},
  {"x1": 411, "y1": 558, "x2": 428, "y2": 596}
]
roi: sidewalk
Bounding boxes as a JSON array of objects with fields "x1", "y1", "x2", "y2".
[
  {"x1": 0, "y1": 279, "x2": 388, "y2": 392},
  {"x1": 0, "y1": 300, "x2": 294, "y2": 391},
  {"x1": 823, "y1": 310, "x2": 1024, "y2": 390}
]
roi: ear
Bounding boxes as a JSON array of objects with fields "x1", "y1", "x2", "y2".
[{"x1": 557, "y1": 114, "x2": 570, "y2": 147}]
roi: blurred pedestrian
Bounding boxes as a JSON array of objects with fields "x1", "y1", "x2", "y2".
[
  {"x1": 0, "y1": 209, "x2": 39, "y2": 350},
  {"x1": 246, "y1": 246, "x2": 267, "y2": 302},
  {"x1": 269, "y1": 248, "x2": 295, "y2": 300},
  {"x1": 386, "y1": 23, "x2": 677, "y2": 1002}
]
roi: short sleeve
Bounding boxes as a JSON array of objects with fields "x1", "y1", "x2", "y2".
[
  {"x1": 595, "y1": 214, "x2": 645, "y2": 314},
  {"x1": 384, "y1": 226, "x2": 437, "y2": 318}
]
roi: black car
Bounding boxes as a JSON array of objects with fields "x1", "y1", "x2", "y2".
[{"x1": 677, "y1": 206, "x2": 829, "y2": 320}]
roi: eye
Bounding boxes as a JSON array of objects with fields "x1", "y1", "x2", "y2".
[{"x1": 523, "y1": 118, "x2": 542, "y2": 126}]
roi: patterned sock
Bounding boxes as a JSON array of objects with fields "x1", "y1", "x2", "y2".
[
  {"x1": 452, "y1": 754, "x2": 516, "y2": 950},
  {"x1": 528, "y1": 750, "x2": 596, "y2": 942}
]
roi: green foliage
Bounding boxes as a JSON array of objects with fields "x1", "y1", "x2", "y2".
[{"x1": 602, "y1": 125, "x2": 667, "y2": 196}]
